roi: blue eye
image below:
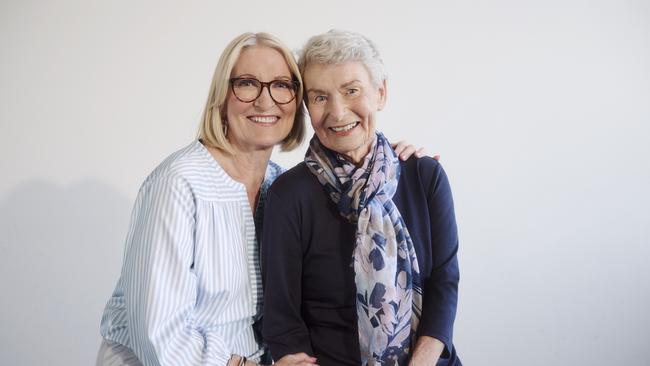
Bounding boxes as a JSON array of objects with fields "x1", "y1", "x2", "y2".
[
  {"x1": 347, "y1": 88, "x2": 360, "y2": 96},
  {"x1": 272, "y1": 81, "x2": 293, "y2": 90},
  {"x1": 312, "y1": 95, "x2": 327, "y2": 104},
  {"x1": 234, "y1": 79, "x2": 259, "y2": 88}
]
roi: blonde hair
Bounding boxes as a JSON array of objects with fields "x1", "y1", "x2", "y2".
[
  {"x1": 198, "y1": 32, "x2": 306, "y2": 154},
  {"x1": 298, "y1": 29, "x2": 386, "y2": 88}
]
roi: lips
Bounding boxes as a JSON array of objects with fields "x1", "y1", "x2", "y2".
[
  {"x1": 329, "y1": 122, "x2": 359, "y2": 133},
  {"x1": 248, "y1": 115, "x2": 280, "y2": 124}
]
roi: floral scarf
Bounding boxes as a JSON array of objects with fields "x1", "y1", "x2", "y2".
[{"x1": 304, "y1": 132, "x2": 422, "y2": 365}]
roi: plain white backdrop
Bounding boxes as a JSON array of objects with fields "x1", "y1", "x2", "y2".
[{"x1": 1, "y1": 0, "x2": 649, "y2": 365}]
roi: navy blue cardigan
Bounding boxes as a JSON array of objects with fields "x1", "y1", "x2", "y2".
[{"x1": 262, "y1": 157, "x2": 461, "y2": 365}]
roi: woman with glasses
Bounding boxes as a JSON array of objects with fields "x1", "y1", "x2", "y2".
[
  {"x1": 261, "y1": 30, "x2": 462, "y2": 365},
  {"x1": 96, "y1": 32, "x2": 423, "y2": 366}
]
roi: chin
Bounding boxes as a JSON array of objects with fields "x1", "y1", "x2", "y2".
[{"x1": 327, "y1": 144, "x2": 355, "y2": 157}]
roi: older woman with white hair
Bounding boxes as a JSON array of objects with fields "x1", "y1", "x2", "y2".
[{"x1": 262, "y1": 30, "x2": 462, "y2": 365}]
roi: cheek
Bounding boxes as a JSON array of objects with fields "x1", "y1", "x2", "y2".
[
  {"x1": 283, "y1": 104, "x2": 297, "y2": 120},
  {"x1": 225, "y1": 97, "x2": 246, "y2": 119},
  {"x1": 308, "y1": 109, "x2": 324, "y2": 129},
  {"x1": 311, "y1": 119, "x2": 327, "y2": 137},
  {"x1": 353, "y1": 99, "x2": 375, "y2": 119}
]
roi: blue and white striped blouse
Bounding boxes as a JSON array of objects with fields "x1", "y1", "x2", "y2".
[{"x1": 99, "y1": 141, "x2": 283, "y2": 366}]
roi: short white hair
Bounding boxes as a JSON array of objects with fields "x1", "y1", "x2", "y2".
[{"x1": 298, "y1": 29, "x2": 386, "y2": 87}]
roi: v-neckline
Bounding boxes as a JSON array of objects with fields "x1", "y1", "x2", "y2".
[{"x1": 197, "y1": 141, "x2": 268, "y2": 216}]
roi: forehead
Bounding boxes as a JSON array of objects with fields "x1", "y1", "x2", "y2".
[
  {"x1": 304, "y1": 61, "x2": 372, "y2": 89},
  {"x1": 232, "y1": 45, "x2": 292, "y2": 79}
]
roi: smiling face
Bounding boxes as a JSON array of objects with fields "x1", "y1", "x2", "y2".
[
  {"x1": 225, "y1": 45, "x2": 297, "y2": 152},
  {"x1": 303, "y1": 61, "x2": 386, "y2": 164}
]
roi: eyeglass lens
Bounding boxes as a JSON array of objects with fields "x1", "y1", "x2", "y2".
[{"x1": 232, "y1": 78, "x2": 296, "y2": 104}]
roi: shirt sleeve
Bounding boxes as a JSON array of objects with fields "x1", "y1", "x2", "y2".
[
  {"x1": 121, "y1": 174, "x2": 232, "y2": 366},
  {"x1": 416, "y1": 159, "x2": 460, "y2": 358},
  {"x1": 261, "y1": 188, "x2": 315, "y2": 360}
]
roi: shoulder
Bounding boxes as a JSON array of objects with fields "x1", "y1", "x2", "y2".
[
  {"x1": 399, "y1": 156, "x2": 448, "y2": 190},
  {"x1": 147, "y1": 141, "x2": 205, "y2": 177},
  {"x1": 265, "y1": 160, "x2": 286, "y2": 185},
  {"x1": 400, "y1": 155, "x2": 441, "y2": 172},
  {"x1": 139, "y1": 141, "x2": 218, "y2": 198},
  {"x1": 268, "y1": 162, "x2": 317, "y2": 199}
]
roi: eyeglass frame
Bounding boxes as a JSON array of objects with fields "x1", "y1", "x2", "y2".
[{"x1": 229, "y1": 77, "x2": 300, "y2": 105}]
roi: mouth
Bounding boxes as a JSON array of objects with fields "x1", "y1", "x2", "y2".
[
  {"x1": 248, "y1": 115, "x2": 280, "y2": 125},
  {"x1": 329, "y1": 122, "x2": 359, "y2": 134}
]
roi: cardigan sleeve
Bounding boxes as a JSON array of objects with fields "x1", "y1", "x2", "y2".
[
  {"x1": 121, "y1": 175, "x2": 232, "y2": 366},
  {"x1": 416, "y1": 159, "x2": 460, "y2": 358},
  {"x1": 261, "y1": 189, "x2": 315, "y2": 360}
]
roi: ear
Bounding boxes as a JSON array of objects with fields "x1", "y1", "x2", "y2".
[{"x1": 376, "y1": 79, "x2": 387, "y2": 111}]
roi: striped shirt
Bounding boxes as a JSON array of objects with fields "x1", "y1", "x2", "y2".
[{"x1": 99, "y1": 141, "x2": 283, "y2": 366}]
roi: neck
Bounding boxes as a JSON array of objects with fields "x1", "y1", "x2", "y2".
[
  {"x1": 207, "y1": 143, "x2": 273, "y2": 187},
  {"x1": 341, "y1": 143, "x2": 373, "y2": 167}
]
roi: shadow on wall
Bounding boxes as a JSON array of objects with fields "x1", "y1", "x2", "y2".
[{"x1": 0, "y1": 180, "x2": 132, "y2": 366}]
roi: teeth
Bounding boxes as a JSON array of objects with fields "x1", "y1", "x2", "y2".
[
  {"x1": 330, "y1": 122, "x2": 357, "y2": 132},
  {"x1": 249, "y1": 116, "x2": 278, "y2": 123}
]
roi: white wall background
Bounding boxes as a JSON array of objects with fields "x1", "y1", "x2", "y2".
[{"x1": 1, "y1": 0, "x2": 649, "y2": 365}]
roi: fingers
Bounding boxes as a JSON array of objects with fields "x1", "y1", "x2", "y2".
[
  {"x1": 391, "y1": 140, "x2": 438, "y2": 161},
  {"x1": 391, "y1": 140, "x2": 407, "y2": 155},
  {"x1": 290, "y1": 353, "x2": 318, "y2": 365},
  {"x1": 277, "y1": 352, "x2": 318, "y2": 365},
  {"x1": 399, "y1": 145, "x2": 417, "y2": 161},
  {"x1": 415, "y1": 147, "x2": 427, "y2": 159},
  {"x1": 392, "y1": 140, "x2": 417, "y2": 161}
]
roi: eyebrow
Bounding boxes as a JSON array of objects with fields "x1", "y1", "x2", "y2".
[
  {"x1": 307, "y1": 80, "x2": 362, "y2": 94},
  {"x1": 306, "y1": 87, "x2": 326, "y2": 94},
  {"x1": 233, "y1": 73, "x2": 292, "y2": 80},
  {"x1": 341, "y1": 80, "x2": 362, "y2": 88}
]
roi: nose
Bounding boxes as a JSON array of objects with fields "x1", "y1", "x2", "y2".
[
  {"x1": 254, "y1": 85, "x2": 275, "y2": 109},
  {"x1": 326, "y1": 95, "x2": 347, "y2": 122}
]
